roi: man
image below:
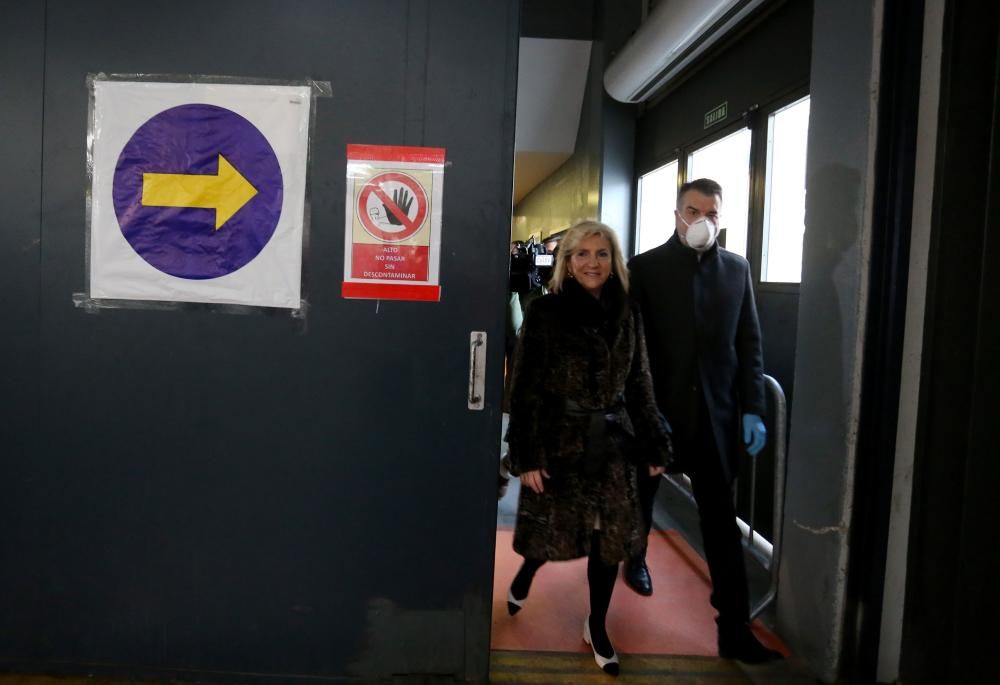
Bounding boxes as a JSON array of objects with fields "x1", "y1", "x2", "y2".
[{"x1": 627, "y1": 178, "x2": 780, "y2": 663}]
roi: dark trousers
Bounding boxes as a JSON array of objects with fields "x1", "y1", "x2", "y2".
[{"x1": 637, "y1": 418, "x2": 750, "y2": 627}]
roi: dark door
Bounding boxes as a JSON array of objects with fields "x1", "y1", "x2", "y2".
[
  {"x1": 900, "y1": 0, "x2": 1000, "y2": 682},
  {"x1": 0, "y1": 1, "x2": 517, "y2": 682}
]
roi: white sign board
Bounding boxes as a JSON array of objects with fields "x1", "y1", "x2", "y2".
[{"x1": 88, "y1": 79, "x2": 311, "y2": 309}]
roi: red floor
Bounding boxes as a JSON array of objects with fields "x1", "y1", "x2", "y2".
[{"x1": 491, "y1": 528, "x2": 788, "y2": 657}]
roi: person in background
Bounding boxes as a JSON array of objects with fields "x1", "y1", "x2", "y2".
[
  {"x1": 627, "y1": 178, "x2": 782, "y2": 663},
  {"x1": 505, "y1": 221, "x2": 673, "y2": 677}
]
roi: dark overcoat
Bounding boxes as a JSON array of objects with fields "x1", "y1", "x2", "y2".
[
  {"x1": 506, "y1": 278, "x2": 673, "y2": 565},
  {"x1": 628, "y1": 234, "x2": 765, "y2": 482}
]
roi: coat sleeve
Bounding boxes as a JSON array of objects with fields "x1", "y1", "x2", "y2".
[
  {"x1": 624, "y1": 309, "x2": 673, "y2": 468},
  {"x1": 736, "y1": 265, "x2": 767, "y2": 415},
  {"x1": 506, "y1": 300, "x2": 553, "y2": 474}
]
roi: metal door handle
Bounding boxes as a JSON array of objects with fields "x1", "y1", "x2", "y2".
[{"x1": 468, "y1": 331, "x2": 486, "y2": 410}]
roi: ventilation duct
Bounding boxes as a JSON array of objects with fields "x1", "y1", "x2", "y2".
[{"x1": 604, "y1": 0, "x2": 770, "y2": 103}]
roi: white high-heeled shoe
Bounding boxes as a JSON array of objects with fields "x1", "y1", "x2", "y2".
[{"x1": 583, "y1": 616, "x2": 620, "y2": 676}]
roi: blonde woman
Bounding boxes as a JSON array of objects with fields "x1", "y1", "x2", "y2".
[{"x1": 505, "y1": 221, "x2": 672, "y2": 676}]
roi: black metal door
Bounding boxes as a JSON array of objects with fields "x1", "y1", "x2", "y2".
[
  {"x1": 0, "y1": 1, "x2": 517, "y2": 682},
  {"x1": 900, "y1": 0, "x2": 1000, "y2": 682}
]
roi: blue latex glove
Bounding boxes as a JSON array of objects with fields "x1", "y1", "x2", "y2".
[{"x1": 742, "y1": 413, "x2": 767, "y2": 457}]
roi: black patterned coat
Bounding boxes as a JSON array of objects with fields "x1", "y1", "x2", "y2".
[{"x1": 507, "y1": 278, "x2": 673, "y2": 564}]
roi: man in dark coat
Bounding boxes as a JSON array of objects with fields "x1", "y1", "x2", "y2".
[{"x1": 626, "y1": 178, "x2": 780, "y2": 663}]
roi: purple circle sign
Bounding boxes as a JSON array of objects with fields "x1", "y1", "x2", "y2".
[{"x1": 113, "y1": 104, "x2": 283, "y2": 280}]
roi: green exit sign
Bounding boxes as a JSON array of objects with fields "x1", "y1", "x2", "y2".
[{"x1": 704, "y1": 102, "x2": 728, "y2": 129}]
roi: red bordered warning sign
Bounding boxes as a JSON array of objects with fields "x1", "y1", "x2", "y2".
[
  {"x1": 357, "y1": 171, "x2": 429, "y2": 242},
  {"x1": 342, "y1": 144, "x2": 446, "y2": 302}
]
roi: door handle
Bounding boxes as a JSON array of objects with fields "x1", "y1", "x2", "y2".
[{"x1": 468, "y1": 331, "x2": 486, "y2": 410}]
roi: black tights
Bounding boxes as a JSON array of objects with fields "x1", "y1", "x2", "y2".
[{"x1": 511, "y1": 531, "x2": 618, "y2": 656}]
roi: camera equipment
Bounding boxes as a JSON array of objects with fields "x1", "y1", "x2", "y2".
[{"x1": 509, "y1": 237, "x2": 554, "y2": 293}]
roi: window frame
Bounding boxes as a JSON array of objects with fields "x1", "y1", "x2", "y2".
[
  {"x1": 630, "y1": 118, "x2": 749, "y2": 259},
  {"x1": 749, "y1": 88, "x2": 810, "y2": 294},
  {"x1": 684, "y1": 121, "x2": 754, "y2": 259},
  {"x1": 634, "y1": 158, "x2": 680, "y2": 255},
  {"x1": 631, "y1": 85, "x2": 809, "y2": 297}
]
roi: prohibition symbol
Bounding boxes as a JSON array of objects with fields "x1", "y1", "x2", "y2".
[{"x1": 358, "y1": 171, "x2": 429, "y2": 242}]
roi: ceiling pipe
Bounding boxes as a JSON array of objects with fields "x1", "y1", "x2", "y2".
[{"x1": 604, "y1": 0, "x2": 771, "y2": 103}]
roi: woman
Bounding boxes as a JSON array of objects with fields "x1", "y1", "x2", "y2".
[{"x1": 505, "y1": 221, "x2": 672, "y2": 676}]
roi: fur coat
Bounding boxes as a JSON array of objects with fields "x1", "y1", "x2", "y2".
[{"x1": 507, "y1": 277, "x2": 673, "y2": 564}]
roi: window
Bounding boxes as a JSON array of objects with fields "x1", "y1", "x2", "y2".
[
  {"x1": 762, "y1": 96, "x2": 810, "y2": 283},
  {"x1": 635, "y1": 160, "x2": 678, "y2": 254},
  {"x1": 687, "y1": 127, "x2": 752, "y2": 258},
  {"x1": 632, "y1": 93, "x2": 810, "y2": 278}
]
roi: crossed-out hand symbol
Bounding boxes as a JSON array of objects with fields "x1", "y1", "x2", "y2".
[{"x1": 383, "y1": 187, "x2": 414, "y2": 226}]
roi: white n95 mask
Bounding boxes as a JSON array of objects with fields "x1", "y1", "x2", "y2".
[{"x1": 680, "y1": 215, "x2": 718, "y2": 251}]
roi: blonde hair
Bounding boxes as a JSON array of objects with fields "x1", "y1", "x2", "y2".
[{"x1": 549, "y1": 220, "x2": 629, "y2": 293}]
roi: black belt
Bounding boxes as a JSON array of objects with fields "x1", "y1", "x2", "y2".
[{"x1": 565, "y1": 398, "x2": 627, "y2": 476}]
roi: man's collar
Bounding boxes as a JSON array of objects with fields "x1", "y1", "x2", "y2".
[{"x1": 665, "y1": 231, "x2": 719, "y2": 261}]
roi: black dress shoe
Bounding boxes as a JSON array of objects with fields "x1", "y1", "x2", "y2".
[
  {"x1": 718, "y1": 625, "x2": 783, "y2": 664},
  {"x1": 624, "y1": 558, "x2": 653, "y2": 596}
]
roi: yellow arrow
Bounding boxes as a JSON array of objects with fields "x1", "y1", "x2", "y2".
[{"x1": 141, "y1": 154, "x2": 258, "y2": 230}]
